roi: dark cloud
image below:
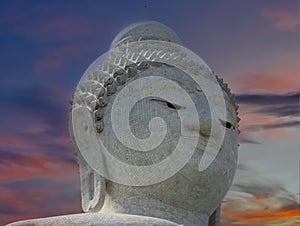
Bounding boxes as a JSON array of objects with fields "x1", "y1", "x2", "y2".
[
  {"x1": 239, "y1": 138, "x2": 262, "y2": 144},
  {"x1": 0, "y1": 150, "x2": 31, "y2": 165},
  {"x1": 236, "y1": 93, "x2": 299, "y2": 105},
  {"x1": 237, "y1": 92, "x2": 299, "y2": 118},
  {"x1": 0, "y1": 82, "x2": 76, "y2": 162},
  {"x1": 2, "y1": 178, "x2": 53, "y2": 191},
  {"x1": 239, "y1": 133, "x2": 262, "y2": 144},
  {"x1": 229, "y1": 165, "x2": 298, "y2": 205},
  {"x1": 0, "y1": 179, "x2": 81, "y2": 225},
  {"x1": 236, "y1": 92, "x2": 299, "y2": 134},
  {"x1": 0, "y1": 147, "x2": 78, "y2": 189},
  {"x1": 0, "y1": 149, "x2": 76, "y2": 167},
  {"x1": 222, "y1": 168, "x2": 299, "y2": 225},
  {"x1": 235, "y1": 164, "x2": 253, "y2": 171},
  {"x1": 245, "y1": 120, "x2": 300, "y2": 132},
  {"x1": 256, "y1": 104, "x2": 299, "y2": 117},
  {"x1": 260, "y1": 120, "x2": 300, "y2": 129},
  {"x1": 0, "y1": 83, "x2": 68, "y2": 125},
  {"x1": 231, "y1": 181, "x2": 299, "y2": 210}
]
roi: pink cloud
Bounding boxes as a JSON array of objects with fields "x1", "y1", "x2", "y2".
[
  {"x1": 15, "y1": 15, "x2": 110, "y2": 75},
  {"x1": 0, "y1": 179, "x2": 81, "y2": 225},
  {"x1": 0, "y1": 129, "x2": 72, "y2": 152},
  {"x1": 0, "y1": 150, "x2": 77, "y2": 182},
  {"x1": 221, "y1": 180, "x2": 300, "y2": 226},
  {"x1": 237, "y1": 105, "x2": 296, "y2": 143},
  {"x1": 234, "y1": 54, "x2": 299, "y2": 94},
  {"x1": 32, "y1": 39, "x2": 98, "y2": 75},
  {"x1": 33, "y1": 57, "x2": 64, "y2": 75},
  {"x1": 262, "y1": 9, "x2": 299, "y2": 31}
]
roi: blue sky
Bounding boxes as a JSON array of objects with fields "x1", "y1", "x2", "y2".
[{"x1": 0, "y1": 1, "x2": 299, "y2": 225}]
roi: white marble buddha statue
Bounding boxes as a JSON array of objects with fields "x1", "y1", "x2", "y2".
[{"x1": 8, "y1": 21, "x2": 239, "y2": 226}]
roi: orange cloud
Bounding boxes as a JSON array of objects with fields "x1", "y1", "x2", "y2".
[
  {"x1": 262, "y1": 9, "x2": 299, "y2": 31},
  {"x1": 249, "y1": 193, "x2": 276, "y2": 202},
  {"x1": 222, "y1": 182, "x2": 300, "y2": 225},
  {"x1": 222, "y1": 206, "x2": 300, "y2": 222}
]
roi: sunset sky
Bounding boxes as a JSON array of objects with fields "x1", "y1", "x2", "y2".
[{"x1": 0, "y1": 1, "x2": 299, "y2": 225}]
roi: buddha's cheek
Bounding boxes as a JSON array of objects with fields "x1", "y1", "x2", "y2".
[{"x1": 174, "y1": 132, "x2": 237, "y2": 211}]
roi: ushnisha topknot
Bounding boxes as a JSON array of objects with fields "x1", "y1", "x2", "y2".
[{"x1": 110, "y1": 21, "x2": 182, "y2": 49}]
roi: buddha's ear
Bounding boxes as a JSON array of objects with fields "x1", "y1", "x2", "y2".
[
  {"x1": 70, "y1": 106, "x2": 106, "y2": 212},
  {"x1": 78, "y1": 155, "x2": 106, "y2": 212}
]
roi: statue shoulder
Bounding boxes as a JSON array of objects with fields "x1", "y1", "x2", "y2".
[{"x1": 7, "y1": 213, "x2": 181, "y2": 226}]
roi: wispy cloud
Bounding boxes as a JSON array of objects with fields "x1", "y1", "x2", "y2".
[
  {"x1": 236, "y1": 92, "x2": 299, "y2": 142},
  {"x1": 0, "y1": 81, "x2": 78, "y2": 183},
  {"x1": 234, "y1": 54, "x2": 299, "y2": 94},
  {"x1": 222, "y1": 205, "x2": 299, "y2": 225},
  {"x1": 27, "y1": 15, "x2": 102, "y2": 75},
  {"x1": 239, "y1": 137, "x2": 262, "y2": 144},
  {"x1": 262, "y1": 8, "x2": 299, "y2": 31},
  {"x1": 0, "y1": 79, "x2": 80, "y2": 225},
  {"x1": 23, "y1": 15, "x2": 106, "y2": 75},
  {"x1": 0, "y1": 179, "x2": 81, "y2": 225},
  {"x1": 0, "y1": 148, "x2": 77, "y2": 183},
  {"x1": 223, "y1": 167, "x2": 300, "y2": 225},
  {"x1": 0, "y1": 2, "x2": 113, "y2": 75},
  {"x1": 236, "y1": 92, "x2": 299, "y2": 119},
  {"x1": 256, "y1": 105, "x2": 299, "y2": 118},
  {"x1": 245, "y1": 120, "x2": 300, "y2": 132},
  {"x1": 236, "y1": 93, "x2": 299, "y2": 106}
]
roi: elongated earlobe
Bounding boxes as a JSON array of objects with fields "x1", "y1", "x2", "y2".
[
  {"x1": 70, "y1": 106, "x2": 106, "y2": 212},
  {"x1": 79, "y1": 156, "x2": 105, "y2": 212}
]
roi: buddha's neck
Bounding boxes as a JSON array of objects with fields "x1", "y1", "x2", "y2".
[{"x1": 100, "y1": 194, "x2": 209, "y2": 225}]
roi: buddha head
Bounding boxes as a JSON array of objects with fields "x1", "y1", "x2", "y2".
[{"x1": 70, "y1": 21, "x2": 239, "y2": 225}]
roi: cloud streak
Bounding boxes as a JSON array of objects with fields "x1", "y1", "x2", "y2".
[
  {"x1": 236, "y1": 93, "x2": 299, "y2": 106},
  {"x1": 262, "y1": 8, "x2": 299, "y2": 31},
  {"x1": 0, "y1": 179, "x2": 81, "y2": 225},
  {"x1": 237, "y1": 92, "x2": 299, "y2": 118},
  {"x1": 222, "y1": 168, "x2": 300, "y2": 225},
  {"x1": 236, "y1": 92, "x2": 299, "y2": 142},
  {"x1": 233, "y1": 53, "x2": 299, "y2": 94},
  {"x1": 0, "y1": 149, "x2": 77, "y2": 182},
  {"x1": 245, "y1": 120, "x2": 300, "y2": 132},
  {"x1": 16, "y1": 13, "x2": 111, "y2": 75},
  {"x1": 257, "y1": 105, "x2": 299, "y2": 118}
]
